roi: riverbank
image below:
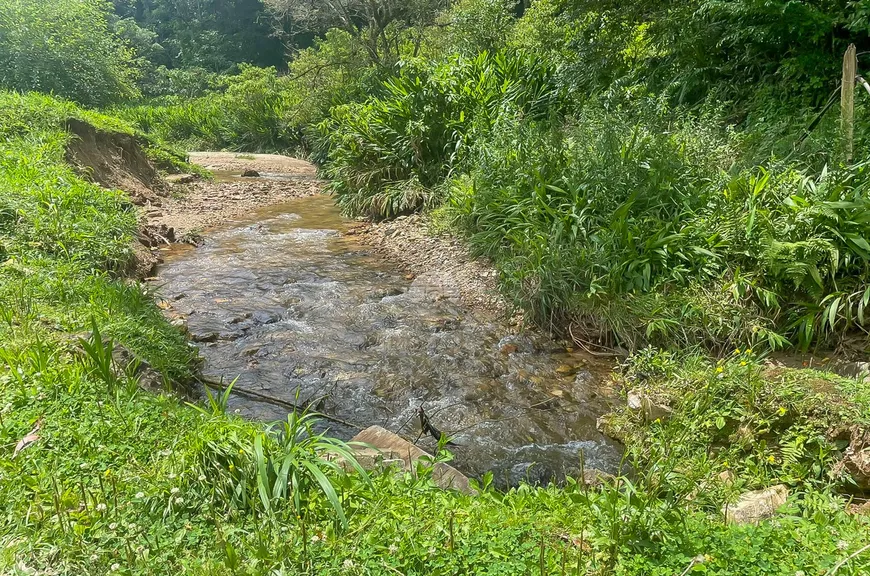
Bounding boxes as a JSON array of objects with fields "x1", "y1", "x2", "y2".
[{"x1": 350, "y1": 213, "x2": 513, "y2": 319}]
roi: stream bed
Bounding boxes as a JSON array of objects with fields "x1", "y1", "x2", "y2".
[{"x1": 155, "y1": 193, "x2": 623, "y2": 486}]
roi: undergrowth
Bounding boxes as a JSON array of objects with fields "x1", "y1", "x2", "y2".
[{"x1": 2, "y1": 90, "x2": 869, "y2": 576}]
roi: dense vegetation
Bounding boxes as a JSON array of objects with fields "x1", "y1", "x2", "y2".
[{"x1": 2, "y1": 0, "x2": 870, "y2": 574}]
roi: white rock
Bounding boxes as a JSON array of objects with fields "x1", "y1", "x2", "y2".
[{"x1": 724, "y1": 485, "x2": 788, "y2": 524}]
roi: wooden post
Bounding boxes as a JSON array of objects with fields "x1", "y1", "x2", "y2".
[{"x1": 842, "y1": 44, "x2": 857, "y2": 162}]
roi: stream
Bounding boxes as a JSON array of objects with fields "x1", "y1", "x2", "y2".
[{"x1": 155, "y1": 191, "x2": 623, "y2": 486}]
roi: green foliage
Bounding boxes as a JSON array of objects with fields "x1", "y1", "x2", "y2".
[
  {"x1": 113, "y1": 0, "x2": 287, "y2": 72},
  {"x1": 0, "y1": 0, "x2": 139, "y2": 106},
  {"x1": 324, "y1": 50, "x2": 562, "y2": 217},
  {"x1": 118, "y1": 66, "x2": 304, "y2": 153},
  {"x1": 0, "y1": 91, "x2": 196, "y2": 380},
  {"x1": 441, "y1": 0, "x2": 516, "y2": 55}
]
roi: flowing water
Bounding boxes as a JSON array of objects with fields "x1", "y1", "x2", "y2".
[{"x1": 155, "y1": 192, "x2": 622, "y2": 486}]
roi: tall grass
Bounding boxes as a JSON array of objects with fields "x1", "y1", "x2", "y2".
[{"x1": 117, "y1": 66, "x2": 305, "y2": 154}]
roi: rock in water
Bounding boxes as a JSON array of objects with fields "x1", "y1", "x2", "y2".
[
  {"x1": 350, "y1": 426, "x2": 473, "y2": 493},
  {"x1": 241, "y1": 169, "x2": 260, "y2": 177},
  {"x1": 724, "y1": 485, "x2": 788, "y2": 524}
]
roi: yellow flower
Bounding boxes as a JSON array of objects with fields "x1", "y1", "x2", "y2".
[
  {"x1": 734, "y1": 348, "x2": 741, "y2": 354},
  {"x1": 716, "y1": 366, "x2": 724, "y2": 373},
  {"x1": 229, "y1": 464, "x2": 235, "y2": 471},
  {"x1": 238, "y1": 449, "x2": 244, "y2": 454},
  {"x1": 723, "y1": 460, "x2": 729, "y2": 468},
  {"x1": 777, "y1": 407, "x2": 787, "y2": 416},
  {"x1": 740, "y1": 361, "x2": 747, "y2": 366},
  {"x1": 746, "y1": 349, "x2": 753, "y2": 354},
  {"x1": 767, "y1": 455, "x2": 775, "y2": 464}
]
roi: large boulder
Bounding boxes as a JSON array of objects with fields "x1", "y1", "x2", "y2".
[
  {"x1": 723, "y1": 485, "x2": 788, "y2": 524},
  {"x1": 350, "y1": 426, "x2": 473, "y2": 494}
]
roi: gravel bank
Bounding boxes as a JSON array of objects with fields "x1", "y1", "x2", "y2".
[{"x1": 350, "y1": 213, "x2": 516, "y2": 320}]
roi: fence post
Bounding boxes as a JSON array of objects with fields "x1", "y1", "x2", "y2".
[{"x1": 842, "y1": 44, "x2": 857, "y2": 162}]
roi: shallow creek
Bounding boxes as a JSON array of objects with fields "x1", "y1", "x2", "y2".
[{"x1": 155, "y1": 192, "x2": 622, "y2": 486}]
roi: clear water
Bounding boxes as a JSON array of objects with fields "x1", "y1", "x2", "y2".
[{"x1": 155, "y1": 194, "x2": 622, "y2": 486}]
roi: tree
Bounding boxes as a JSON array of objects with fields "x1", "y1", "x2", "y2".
[
  {"x1": 263, "y1": 0, "x2": 449, "y2": 65},
  {"x1": 0, "y1": 0, "x2": 139, "y2": 106}
]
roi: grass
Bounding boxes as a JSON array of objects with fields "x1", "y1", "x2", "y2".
[{"x1": 2, "y1": 90, "x2": 870, "y2": 575}]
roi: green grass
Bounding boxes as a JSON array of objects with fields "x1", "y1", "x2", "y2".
[{"x1": 2, "y1": 90, "x2": 870, "y2": 575}]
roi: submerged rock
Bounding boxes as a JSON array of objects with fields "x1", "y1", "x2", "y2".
[
  {"x1": 241, "y1": 169, "x2": 260, "y2": 177},
  {"x1": 724, "y1": 485, "x2": 788, "y2": 524},
  {"x1": 350, "y1": 426, "x2": 473, "y2": 494}
]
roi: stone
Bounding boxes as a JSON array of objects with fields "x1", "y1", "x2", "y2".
[
  {"x1": 723, "y1": 485, "x2": 788, "y2": 524},
  {"x1": 111, "y1": 344, "x2": 164, "y2": 393},
  {"x1": 191, "y1": 331, "x2": 218, "y2": 343},
  {"x1": 832, "y1": 426, "x2": 870, "y2": 490},
  {"x1": 165, "y1": 173, "x2": 198, "y2": 184},
  {"x1": 350, "y1": 425, "x2": 473, "y2": 494},
  {"x1": 626, "y1": 389, "x2": 672, "y2": 422},
  {"x1": 848, "y1": 501, "x2": 870, "y2": 516},
  {"x1": 580, "y1": 468, "x2": 615, "y2": 488},
  {"x1": 241, "y1": 169, "x2": 260, "y2": 177}
]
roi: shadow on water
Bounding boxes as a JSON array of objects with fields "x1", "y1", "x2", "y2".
[{"x1": 155, "y1": 194, "x2": 623, "y2": 486}]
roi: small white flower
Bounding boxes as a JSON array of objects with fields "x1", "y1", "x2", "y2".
[
  {"x1": 127, "y1": 523, "x2": 137, "y2": 531},
  {"x1": 96, "y1": 503, "x2": 107, "y2": 512},
  {"x1": 135, "y1": 492, "x2": 145, "y2": 499},
  {"x1": 79, "y1": 463, "x2": 88, "y2": 470},
  {"x1": 795, "y1": 571, "x2": 806, "y2": 576},
  {"x1": 342, "y1": 559, "x2": 354, "y2": 569},
  {"x1": 837, "y1": 540, "x2": 849, "y2": 551},
  {"x1": 388, "y1": 544, "x2": 398, "y2": 554},
  {"x1": 110, "y1": 563, "x2": 120, "y2": 571},
  {"x1": 109, "y1": 523, "x2": 118, "y2": 530},
  {"x1": 159, "y1": 449, "x2": 173, "y2": 456},
  {"x1": 428, "y1": 547, "x2": 436, "y2": 556},
  {"x1": 170, "y1": 487, "x2": 180, "y2": 495},
  {"x1": 89, "y1": 555, "x2": 98, "y2": 562},
  {"x1": 234, "y1": 409, "x2": 241, "y2": 414},
  {"x1": 311, "y1": 535, "x2": 321, "y2": 543},
  {"x1": 168, "y1": 473, "x2": 177, "y2": 480},
  {"x1": 198, "y1": 475, "x2": 206, "y2": 482},
  {"x1": 174, "y1": 496, "x2": 184, "y2": 505}
]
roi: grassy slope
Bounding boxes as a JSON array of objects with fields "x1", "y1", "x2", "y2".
[{"x1": 1, "y1": 91, "x2": 869, "y2": 575}]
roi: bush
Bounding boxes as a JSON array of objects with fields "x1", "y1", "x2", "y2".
[
  {"x1": 450, "y1": 100, "x2": 870, "y2": 350},
  {"x1": 118, "y1": 66, "x2": 304, "y2": 153},
  {"x1": 323, "y1": 50, "x2": 563, "y2": 217},
  {"x1": 0, "y1": 0, "x2": 139, "y2": 107}
]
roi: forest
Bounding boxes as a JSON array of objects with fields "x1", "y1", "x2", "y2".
[{"x1": 1, "y1": 0, "x2": 870, "y2": 574}]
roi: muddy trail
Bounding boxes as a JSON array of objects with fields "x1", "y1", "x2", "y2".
[{"x1": 150, "y1": 154, "x2": 623, "y2": 486}]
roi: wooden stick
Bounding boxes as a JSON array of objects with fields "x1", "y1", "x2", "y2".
[
  {"x1": 829, "y1": 543, "x2": 870, "y2": 574},
  {"x1": 842, "y1": 44, "x2": 857, "y2": 162}
]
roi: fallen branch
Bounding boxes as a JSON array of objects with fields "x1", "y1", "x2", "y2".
[{"x1": 198, "y1": 377, "x2": 364, "y2": 431}]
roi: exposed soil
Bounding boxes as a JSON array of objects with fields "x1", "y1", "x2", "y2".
[
  {"x1": 350, "y1": 213, "x2": 515, "y2": 320},
  {"x1": 187, "y1": 151, "x2": 317, "y2": 175},
  {"x1": 65, "y1": 118, "x2": 169, "y2": 206}
]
